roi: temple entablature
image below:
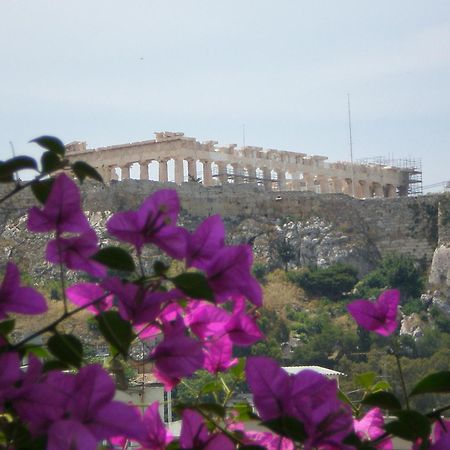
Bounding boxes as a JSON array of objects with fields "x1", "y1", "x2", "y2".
[{"x1": 65, "y1": 131, "x2": 419, "y2": 198}]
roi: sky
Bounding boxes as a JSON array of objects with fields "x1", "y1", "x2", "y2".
[{"x1": 1, "y1": 0, "x2": 449, "y2": 191}]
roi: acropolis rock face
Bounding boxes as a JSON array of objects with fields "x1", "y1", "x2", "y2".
[{"x1": 65, "y1": 131, "x2": 416, "y2": 198}]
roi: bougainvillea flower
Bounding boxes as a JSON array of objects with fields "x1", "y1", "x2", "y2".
[
  {"x1": 225, "y1": 297, "x2": 263, "y2": 346},
  {"x1": 46, "y1": 229, "x2": 106, "y2": 277},
  {"x1": 0, "y1": 262, "x2": 47, "y2": 320},
  {"x1": 106, "y1": 189, "x2": 187, "y2": 258},
  {"x1": 151, "y1": 333, "x2": 204, "y2": 390},
  {"x1": 0, "y1": 352, "x2": 22, "y2": 408},
  {"x1": 66, "y1": 283, "x2": 113, "y2": 315},
  {"x1": 245, "y1": 356, "x2": 291, "y2": 420},
  {"x1": 179, "y1": 409, "x2": 234, "y2": 450},
  {"x1": 186, "y1": 302, "x2": 230, "y2": 339},
  {"x1": 205, "y1": 245, "x2": 262, "y2": 306},
  {"x1": 136, "y1": 402, "x2": 173, "y2": 450},
  {"x1": 203, "y1": 335, "x2": 238, "y2": 374},
  {"x1": 347, "y1": 289, "x2": 400, "y2": 336},
  {"x1": 42, "y1": 364, "x2": 144, "y2": 450},
  {"x1": 246, "y1": 357, "x2": 353, "y2": 449},
  {"x1": 186, "y1": 215, "x2": 225, "y2": 270},
  {"x1": 102, "y1": 277, "x2": 178, "y2": 325},
  {"x1": 27, "y1": 173, "x2": 90, "y2": 234},
  {"x1": 354, "y1": 408, "x2": 393, "y2": 449}
]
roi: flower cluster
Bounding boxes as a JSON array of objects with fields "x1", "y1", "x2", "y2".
[{"x1": 1, "y1": 149, "x2": 450, "y2": 449}]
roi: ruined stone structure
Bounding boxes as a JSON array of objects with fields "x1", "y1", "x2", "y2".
[{"x1": 66, "y1": 132, "x2": 417, "y2": 198}]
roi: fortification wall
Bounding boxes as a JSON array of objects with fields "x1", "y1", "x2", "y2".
[{"x1": 1, "y1": 181, "x2": 447, "y2": 265}]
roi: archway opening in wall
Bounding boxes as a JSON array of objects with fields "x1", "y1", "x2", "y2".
[
  {"x1": 149, "y1": 161, "x2": 158, "y2": 181},
  {"x1": 243, "y1": 167, "x2": 249, "y2": 183},
  {"x1": 226, "y1": 164, "x2": 234, "y2": 183},
  {"x1": 183, "y1": 160, "x2": 189, "y2": 182},
  {"x1": 116, "y1": 167, "x2": 123, "y2": 181},
  {"x1": 271, "y1": 170, "x2": 278, "y2": 190},
  {"x1": 211, "y1": 162, "x2": 219, "y2": 185},
  {"x1": 196, "y1": 161, "x2": 204, "y2": 183},
  {"x1": 129, "y1": 162, "x2": 140, "y2": 180},
  {"x1": 167, "y1": 159, "x2": 175, "y2": 183},
  {"x1": 256, "y1": 168, "x2": 264, "y2": 186},
  {"x1": 285, "y1": 171, "x2": 293, "y2": 189}
]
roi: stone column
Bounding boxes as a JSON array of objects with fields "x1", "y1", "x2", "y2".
[
  {"x1": 187, "y1": 158, "x2": 197, "y2": 181},
  {"x1": 331, "y1": 177, "x2": 343, "y2": 194},
  {"x1": 139, "y1": 160, "x2": 150, "y2": 181},
  {"x1": 159, "y1": 159, "x2": 168, "y2": 183},
  {"x1": 343, "y1": 178, "x2": 353, "y2": 196},
  {"x1": 202, "y1": 161, "x2": 213, "y2": 186},
  {"x1": 110, "y1": 166, "x2": 119, "y2": 181},
  {"x1": 232, "y1": 163, "x2": 244, "y2": 184},
  {"x1": 247, "y1": 166, "x2": 257, "y2": 184},
  {"x1": 121, "y1": 164, "x2": 131, "y2": 180},
  {"x1": 317, "y1": 176, "x2": 329, "y2": 194},
  {"x1": 174, "y1": 159, "x2": 184, "y2": 184},
  {"x1": 277, "y1": 170, "x2": 286, "y2": 190},
  {"x1": 262, "y1": 167, "x2": 272, "y2": 190},
  {"x1": 373, "y1": 183, "x2": 383, "y2": 197},
  {"x1": 302, "y1": 173, "x2": 315, "y2": 192},
  {"x1": 358, "y1": 180, "x2": 370, "y2": 198},
  {"x1": 217, "y1": 162, "x2": 228, "y2": 185}
]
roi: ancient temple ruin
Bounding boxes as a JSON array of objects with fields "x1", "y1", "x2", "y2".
[{"x1": 66, "y1": 131, "x2": 420, "y2": 198}]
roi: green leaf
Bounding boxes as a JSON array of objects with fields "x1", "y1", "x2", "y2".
[
  {"x1": 355, "y1": 372, "x2": 377, "y2": 390},
  {"x1": 171, "y1": 272, "x2": 214, "y2": 301},
  {"x1": 41, "y1": 151, "x2": 62, "y2": 173},
  {"x1": 95, "y1": 311, "x2": 134, "y2": 358},
  {"x1": 196, "y1": 403, "x2": 226, "y2": 418},
  {"x1": 0, "y1": 319, "x2": 15, "y2": 336},
  {"x1": 47, "y1": 334, "x2": 83, "y2": 368},
  {"x1": 22, "y1": 344, "x2": 50, "y2": 358},
  {"x1": 31, "y1": 136, "x2": 66, "y2": 156},
  {"x1": 229, "y1": 357, "x2": 246, "y2": 378},
  {"x1": 43, "y1": 360, "x2": 70, "y2": 372},
  {"x1": 0, "y1": 156, "x2": 38, "y2": 181},
  {"x1": 384, "y1": 411, "x2": 431, "y2": 442},
  {"x1": 372, "y1": 380, "x2": 391, "y2": 392},
  {"x1": 410, "y1": 371, "x2": 450, "y2": 396},
  {"x1": 361, "y1": 391, "x2": 402, "y2": 411},
  {"x1": 262, "y1": 416, "x2": 307, "y2": 442},
  {"x1": 201, "y1": 380, "x2": 222, "y2": 394},
  {"x1": 72, "y1": 161, "x2": 103, "y2": 184},
  {"x1": 234, "y1": 402, "x2": 259, "y2": 421},
  {"x1": 91, "y1": 247, "x2": 135, "y2": 272},
  {"x1": 31, "y1": 178, "x2": 55, "y2": 203}
]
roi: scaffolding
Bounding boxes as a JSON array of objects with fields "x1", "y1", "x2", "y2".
[{"x1": 356, "y1": 156, "x2": 423, "y2": 196}]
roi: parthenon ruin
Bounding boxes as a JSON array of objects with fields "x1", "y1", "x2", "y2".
[{"x1": 66, "y1": 131, "x2": 419, "y2": 198}]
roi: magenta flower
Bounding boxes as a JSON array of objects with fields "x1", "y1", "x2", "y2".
[
  {"x1": 137, "y1": 402, "x2": 173, "y2": 450},
  {"x1": 246, "y1": 357, "x2": 353, "y2": 449},
  {"x1": 180, "y1": 409, "x2": 234, "y2": 450},
  {"x1": 205, "y1": 245, "x2": 262, "y2": 307},
  {"x1": 186, "y1": 302, "x2": 230, "y2": 339},
  {"x1": 0, "y1": 352, "x2": 22, "y2": 409},
  {"x1": 106, "y1": 189, "x2": 187, "y2": 258},
  {"x1": 27, "y1": 173, "x2": 90, "y2": 234},
  {"x1": 0, "y1": 262, "x2": 47, "y2": 320},
  {"x1": 354, "y1": 408, "x2": 392, "y2": 449},
  {"x1": 46, "y1": 229, "x2": 106, "y2": 277},
  {"x1": 19, "y1": 364, "x2": 144, "y2": 450},
  {"x1": 186, "y1": 215, "x2": 225, "y2": 270},
  {"x1": 347, "y1": 289, "x2": 400, "y2": 336},
  {"x1": 225, "y1": 297, "x2": 263, "y2": 346},
  {"x1": 203, "y1": 335, "x2": 238, "y2": 374},
  {"x1": 66, "y1": 283, "x2": 113, "y2": 315},
  {"x1": 151, "y1": 333, "x2": 204, "y2": 389}
]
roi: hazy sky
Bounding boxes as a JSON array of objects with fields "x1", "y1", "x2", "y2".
[{"x1": 1, "y1": 0, "x2": 449, "y2": 190}]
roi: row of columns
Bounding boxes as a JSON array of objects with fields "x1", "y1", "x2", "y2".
[{"x1": 98, "y1": 159, "x2": 397, "y2": 199}]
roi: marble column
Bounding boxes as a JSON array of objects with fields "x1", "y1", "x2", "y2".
[
  {"x1": 217, "y1": 162, "x2": 228, "y2": 185},
  {"x1": 262, "y1": 167, "x2": 272, "y2": 190},
  {"x1": 121, "y1": 164, "x2": 131, "y2": 180},
  {"x1": 202, "y1": 161, "x2": 213, "y2": 186},
  {"x1": 247, "y1": 166, "x2": 257, "y2": 184},
  {"x1": 277, "y1": 170, "x2": 286, "y2": 190},
  {"x1": 174, "y1": 159, "x2": 184, "y2": 184},
  {"x1": 317, "y1": 176, "x2": 329, "y2": 194},
  {"x1": 139, "y1": 160, "x2": 150, "y2": 181},
  {"x1": 331, "y1": 177, "x2": 343, "y2": 194},
  {"x1": 232, "y1": 163, "x2": 243, "y2": 184},
  {"x1": 187, "y1": 158, "x2": 197, "y2": 181},
  {"x1": 302, "y1": 173, "x2": 315, "y2": 192},
  {"x1": 159, "y1": 159, "x2": 168, "y2": 183}
]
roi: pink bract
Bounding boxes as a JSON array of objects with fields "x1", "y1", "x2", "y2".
[
  {"x1": 0, "y1": 262, "x2": 47, "y2": 320},
  {"x1": 347, "y1": 289, "x2": 400, "y2": 336},
  {"x1": 27, "y1": 173, "x2": 90, "y2": 234}
]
